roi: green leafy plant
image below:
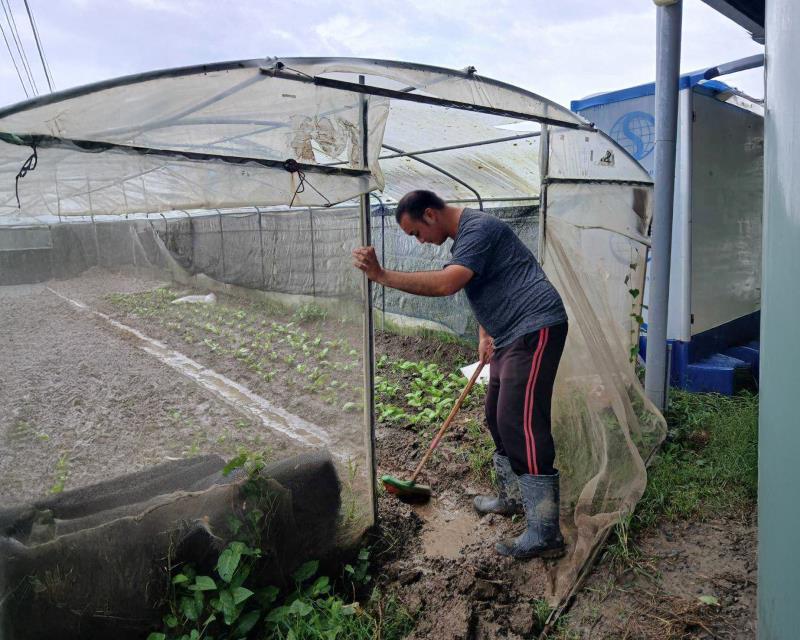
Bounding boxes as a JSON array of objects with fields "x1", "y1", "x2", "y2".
[
  {"x1": 150, "y1": 540, "x2": 267, "y2": 640},
  {"x1": 292, "y1": 303, "x2": 328, "y2": 324}
]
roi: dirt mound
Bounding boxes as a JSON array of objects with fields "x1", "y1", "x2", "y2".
[{"x1": 375, "y1": 331, "x2": 475, "y2": 374}]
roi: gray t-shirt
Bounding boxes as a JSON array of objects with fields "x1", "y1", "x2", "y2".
[{"x1": 445, "y1": 209, "x2": 567, "y2": 348}]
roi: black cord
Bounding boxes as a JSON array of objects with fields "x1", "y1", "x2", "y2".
[
  {"x1": 283, "y1": 158, "x2": 332, "y2": 208},
  {"x1": 14, "y1": 143, "x2": 37, "y2": 208}
]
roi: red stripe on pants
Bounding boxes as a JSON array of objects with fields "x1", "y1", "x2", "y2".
[{"x1": 523, "y1": 326, "x2": 549, "y2": 474}]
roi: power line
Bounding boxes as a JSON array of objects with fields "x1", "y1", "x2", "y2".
[
  {"x1": 1, "y1": 0, "x2": 37, "y2": 94},
  {"x1": 23, "y1": 0, "x2": 53, "y2": 91},
  {"x1": 0, "y1": 19, "x2": 29, "y2": 98}
]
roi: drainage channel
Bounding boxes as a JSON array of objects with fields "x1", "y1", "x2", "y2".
[{"x1": 47, "y1": 287, "x2": 334, "y2": 454}]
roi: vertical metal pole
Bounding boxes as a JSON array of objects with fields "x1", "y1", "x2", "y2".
[
  {"x1": 87, "y1": 178, "x2": 101, "y2": 267},
  {"x1": 309, "y1": 207, "x2": 316, "y2": 297},
  {"x1": 256, "y1": 207, "x2": 266, "y2": 289},
  {"x1": 217, "y1": 209, "x2": 226, "y2": 282},
  {"x1": 381, "y1": 207, "x2": 386, "y2": 331},
  {"x1": 676, "y1": 88, "x2": 693, "y2": 343},
  {"x1": 161, "y1": 212, "x2": 169, "y2": 255},
  {"x1": 358, "y1": 75, "x2": 378, "y2": 524},
  {"x1": 537, "y1": 125, "x2": 550, "y2": 265},
  {"x1": 188, "y1": 211, "x2": 195, "y2": 266},
  {"x1": 54, "y1": 170, "x2": 62, "y2": 222},
  {"x1": 644, "y1": 0, "x2": 682, "y2": 411}
]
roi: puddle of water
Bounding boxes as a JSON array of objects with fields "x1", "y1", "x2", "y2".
[
  {"x1": 416, "y1": 497, "x2": 482, "y2": 559},
  {"x1": 46, "y1": 287, "x2": 335, "y2": 454}
]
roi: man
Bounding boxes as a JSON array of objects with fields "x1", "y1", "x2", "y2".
[{"x1": 352, "y1": 190, "x2": 568, "y2": 559}]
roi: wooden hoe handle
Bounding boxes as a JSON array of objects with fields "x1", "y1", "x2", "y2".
[{"x1": 410, "y1": 361, "x2": 486, "y2": 483}]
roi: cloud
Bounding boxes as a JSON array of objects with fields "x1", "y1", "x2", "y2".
[
  {"x1": 124, "y1": 0, "x2": 202, "y2": 15},
  {"x1": 0, "y1": 0, "x2": 764, "y2": 110},
  {"x1": 312, "y1": 11, "x2": 432, "y2": 58}
]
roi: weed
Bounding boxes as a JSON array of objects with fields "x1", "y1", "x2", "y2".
[
  {"x1": 262, "y1": 557, "x2": 411, "y2": 640},
  {"x1": 150, "y1": 540, "x2": 266, "y2": 640},
  {"x1": 50, "y1": 454, "x2": 69, "y2": 494},
  {"x1": 462, "y1": 418, "x2": 495, "y2": 483},
  {"x1": 9, "y1": 419, "x2": 33, "y2": 441},
  {"x1": 532, "y1": 598, "x2": 552, "y2": 632},
  {"x1": 185, "y1": 438, "x2": 203, "y2": 457},
  {"x1": 222, "y1": 448, "x2": 272, "y2": 477},
  {"x1": 340, "y1": 457, "x2": 368, "y2": 530}
]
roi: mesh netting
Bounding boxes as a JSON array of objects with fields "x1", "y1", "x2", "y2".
[
  {"x1": 543, "y1": 215, "x2": 666, "y2": 601},
  {"x1": 0, "y1": 214, "x2": 375, "y2": 638},
  {"x1": 0, "y1": 57, "x2": 667, "y2": 633}
]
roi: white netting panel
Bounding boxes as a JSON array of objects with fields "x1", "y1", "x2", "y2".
[{"x1": 541, "y1": 185, "x2": 666, "y2": 601}]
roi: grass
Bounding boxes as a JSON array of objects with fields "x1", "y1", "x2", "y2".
[
  {"x1": 605, "y1": 389, "x2": 758, "y2": 564},
  {"x1": 462, "y1": 417, "x2": 495, "y2": 484},
  {"x1": 636, "y1": 389, "x2": 758, "y2": 528}
]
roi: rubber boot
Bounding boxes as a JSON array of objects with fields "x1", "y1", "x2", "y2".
[
  {"x1": 473, "y1": 453, "x2": 522, "y2": 516},
  {"x1": 495, "y1": 472, "x2": 565, "y2": 559}
]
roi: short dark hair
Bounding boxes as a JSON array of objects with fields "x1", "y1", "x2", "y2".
[{"x1": 395, "y1": 190, "x2": 446, "y2": 224}]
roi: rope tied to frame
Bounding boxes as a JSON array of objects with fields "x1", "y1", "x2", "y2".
[
  {"x1": 283, "y1": 158, "x2": 332, "y2": 208},
  {"x1": 15, "y1": 143, "x2": 38, "y2": 208}
]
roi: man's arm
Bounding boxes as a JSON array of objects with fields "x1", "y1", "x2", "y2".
[
  {"x1": 478, "y1": 324, "x2": 494, "y2": 363},
  {"x1": 352, "y1": 246, "x2": 473, "y2": 297}
]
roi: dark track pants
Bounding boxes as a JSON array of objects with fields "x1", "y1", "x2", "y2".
[{"x1": 484, "y1": 322, "x2": 568, "y2": 476}]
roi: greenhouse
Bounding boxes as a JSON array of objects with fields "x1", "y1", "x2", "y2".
[{"x1": 0, "y1": 57, "x2": 664, "y2": 638}]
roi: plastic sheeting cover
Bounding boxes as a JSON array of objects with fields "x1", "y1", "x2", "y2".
[
  {"x1": 548, "y1": 127, "x2": 653, "y2": 184},
  {"x1": 1, "y1": 65, "x2": 389, "y2": 215},
  {"x1": 0, "y1": 57, "x2": 591, "y2": 221}
]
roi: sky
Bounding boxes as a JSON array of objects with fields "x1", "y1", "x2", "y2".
[{"x1": 0, "y1": 0, "x2": 764, "y2": 111}]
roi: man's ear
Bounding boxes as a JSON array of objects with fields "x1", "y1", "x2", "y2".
[{"x1": 422, "y1": 208, "x2": 435, "y2": 225}]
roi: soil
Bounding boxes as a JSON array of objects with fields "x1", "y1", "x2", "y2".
[
  {"x1": 0, "y1": 269, "x2": 757, "y2": 639},
  {"x1": 0, "y1": 273, "x2": 301, "y2": 506},
  {"x1": 560, "y1": 515, "x2": 757, "y2": 639}
]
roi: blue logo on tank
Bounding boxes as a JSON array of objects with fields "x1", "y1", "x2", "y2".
[{"x1": 610, "y1": 111, "x2": 656, "y2": 160}]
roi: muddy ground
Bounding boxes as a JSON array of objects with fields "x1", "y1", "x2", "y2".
[{"x1": 0, "y1": 270, "x2": 757, "y2": 639}]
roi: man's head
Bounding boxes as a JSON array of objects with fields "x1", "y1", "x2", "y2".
[{"x1": 395, "y1": 190, "x2": 449, "y2": 245}]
